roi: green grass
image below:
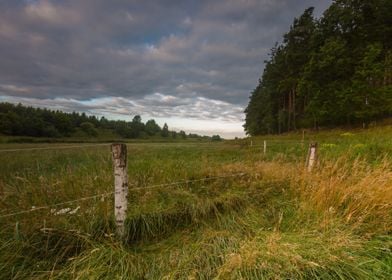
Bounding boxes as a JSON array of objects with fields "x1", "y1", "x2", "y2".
[{"x1": 0, "y1": 126, "x2": 391, "y2": 279}]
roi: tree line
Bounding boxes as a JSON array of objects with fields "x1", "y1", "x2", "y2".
[
  {"x1": 0, "y1": 102, "x2": 221, "y2": 140},
  {"x1": 244, "y1": 0, "x2": 392, "y2": 135}
]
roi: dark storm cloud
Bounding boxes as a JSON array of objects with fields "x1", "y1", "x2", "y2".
[{"x1": 0, "y1": 0, "x2": 332, "y2": 123}]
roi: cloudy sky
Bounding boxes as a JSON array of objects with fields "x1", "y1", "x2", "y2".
[{"x1": 0, "y1": 0, "x2": 332, "y2": 138}]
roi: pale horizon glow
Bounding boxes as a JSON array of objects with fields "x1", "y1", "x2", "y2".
[{"x1": 0, "y1": 95, "x2": 246, "y2": 138}]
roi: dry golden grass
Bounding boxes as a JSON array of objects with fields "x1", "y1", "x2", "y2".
[
  {"x1": 295, "y1": 158, "x2": 392, "y2": 236},
  {"x1": 218, "y1": 156, "x2": 392, "y2": 237},
  {"x1": 212, "y1": 156, "x2": 392, "y2": 279}
]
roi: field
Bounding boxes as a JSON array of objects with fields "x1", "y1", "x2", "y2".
[{"x1": 0, "y1": 126, "x2": 391, "y2": 279}]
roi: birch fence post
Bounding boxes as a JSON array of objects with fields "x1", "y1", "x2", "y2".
[
  {"x1": 306, "y1": 142, "x2": 318, "y2": 172},
  {"x1": 263, "y1": 140, "x2": 267, "y2": 154},
  {"x1": 111, "y1": 143, "x2": 128, "y2": 239}
]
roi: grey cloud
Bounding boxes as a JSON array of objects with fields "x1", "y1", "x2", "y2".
[{"x1": 0, "y1": 0, "x2": 332, "y2": 120}]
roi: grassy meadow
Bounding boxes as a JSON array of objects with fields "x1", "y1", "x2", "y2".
[{"x1": 0, "y1": 126, "x2": 391, "y2": 279}]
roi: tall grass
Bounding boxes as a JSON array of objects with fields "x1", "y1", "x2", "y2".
[
  {"x1": 294, "y1": 157, "x2": 392, "y2": 237},
  {"x1": 0, "y1": 127, "x2": 391, "y2": 279}
]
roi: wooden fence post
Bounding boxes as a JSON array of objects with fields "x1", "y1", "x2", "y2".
[
  {"x1": 306, "y1": 142, "x2": 318, "y2": 172},
  {"x1": 111, "y1": 143, "x2": 128, "y2": 239},
  {"x1": 263, "y1": 140, "x2": 267, "y2": 154}
]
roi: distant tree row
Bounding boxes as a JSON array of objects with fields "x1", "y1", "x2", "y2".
[
  {"x1": 244, "y1": 0, "x2": 392, "y2": 135},
  {"x1": 0, "y1": 102, "x2": 220, "y2": 140}
]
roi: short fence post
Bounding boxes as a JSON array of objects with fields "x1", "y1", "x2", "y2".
[
  {"x1": 111, "y1": 143, "x2": 128, "y2": 239},
  {"x1": 250, "y1": 140, "x2": 253, "y2": 147},
  {"x1": 306, "y1": 142, "x2": 318, "y2": 172},
  {"x1": 263, "y1": 140, "x2": 267, "y2": 154}
]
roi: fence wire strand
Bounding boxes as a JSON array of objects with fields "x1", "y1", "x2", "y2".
[
  {"x1": 0, "y1": 140, "x2": 310, "y2": 153},
  {"x1": 0, "y1": 143, "x2": 110, "y2": 153},
  {"x1": 0, "y1": 172, "x2": 247, "y2": 219}
]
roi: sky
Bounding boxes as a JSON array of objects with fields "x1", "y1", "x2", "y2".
[{"x1": 0, "y1": 0, "x2": 332, "y2": 138}]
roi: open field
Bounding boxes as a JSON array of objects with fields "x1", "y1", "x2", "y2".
[{"x1": 1, "y1": 126, "x2": 391, "y2": 279}]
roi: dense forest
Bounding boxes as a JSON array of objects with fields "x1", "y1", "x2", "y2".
[
  {"x1": 244, "y1": 0, "x2": 392, "y2": 135},
  {"x1": 0, "y1": 102, "x2": 221, "y2": 140}
]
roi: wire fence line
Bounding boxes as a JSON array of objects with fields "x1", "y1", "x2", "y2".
[
  {"x1": 132, "y1": 172, "x2": 246, "y2": 190},
  {"x1": 0, "y1": 143, "x2": 111, "y2": 153},
  {"x1": 0, "y1": 140, "x2": 313, "y2": 220},
  {"x1": 0, "y1": 139, "x2": 313, "y2": 153},
  {"x1": 0, "y1": 143, "x2": 235, "y2": 153},
  {"x1": 0, "y1": 192, "x2": 113, "y2": 218},
  {"x1": 0, "y1": 172, "x2": 247, "y2": 219}
]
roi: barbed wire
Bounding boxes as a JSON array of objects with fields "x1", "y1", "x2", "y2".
[{"x1": 0, "y1": 172, "x2": 247, "y2": 219}]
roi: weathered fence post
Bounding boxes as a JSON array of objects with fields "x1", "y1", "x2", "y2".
[
  {"x1": 250, "y1": 140, "x2": 253, "y2": 147},
  {"x1": 306, "y1": 142, "x2": 318, "y2": 172},
  {"x1": 263, "y1": 140, "x2": 267, "y2": 155},
  {"x1": 111, "y1": 143, "x2": 128, "y2": 239}
]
